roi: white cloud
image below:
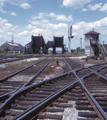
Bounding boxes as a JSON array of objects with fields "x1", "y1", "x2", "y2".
[
  {"x1": 31, "y1": 29, "x2": 44, "y2": 34},
  {"x1": 49, "y1": 13, "x2": 73, "y2": 22},
  {"x1": 88, "y1": 3, "x2": 102, "y2": 11},
  {"x1": 18, "y1": 31, "x2": 28, "y2": 36},
  {"x1": 7, "y1": 32, "x2": 12, "y2": 35},
  {"x1": 9, "y1": 12, "x2": 17, "y2": 16},
  {"x1": 47, "y1": 23, "x2": 67, "y2": 30},
  {"x1": 41, "y1": 19, "x2": 49, "y2": 23},
  {"x1": 26, "y1": 13, "x2": 68, "y2": 43},
  {"x1": 0, "y1": 1, "x2": 17, "y2": 16},
  {"x1": 5, "y1": 23, "x2": 13, "y2": 29},
  {"x1": 50, "y1": 13, "x2": 56, "y2": 17},
  {"x1": 32, "y1": 13, "x2": 48, "y2": 20},
  {"x1": 82, "y1": 8, "x2": 87, "y2": 11},
  {"x1": 73, "y1": 17, "x2": 107, "y2": 39},
  {"x1": 0, "y1": 17, "x2": 18, "y2": 45},
  {"x1": 30, "y1": 20, "x2": 41, "y2": 25},
  {"x1": 56, "y1": 15, "x2": 73, "y2": 22},
  {"x1": 20, "y1": 3, "x2": 31, "y2": 9},
  {"x1": 5, "y1": 0, "x2": 28, "y2": 5},
  {"x1": 0, "y1": 1, "x2": 6, "y2": 13},
  {"x1": 100, "y1": 3, "x2": 107, "y2": 12},
  {"x1": 0, "y1": 17, "x2": 7, "y2": 25},
  {"x1": 27, "y1": 24, "x2": 38, "y2": 29},
  {"x1": 63, "y1": 0, "x2": 91, "y2": 9},
  {"x1": 32, "y1": 12, "x2": 73, "y2": 22}
]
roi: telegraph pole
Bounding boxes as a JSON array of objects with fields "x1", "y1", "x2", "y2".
[
  {"x1": 68, "y1": 25, "x2": 74, "y2": 53},
  {"x1": 80, "y1": 38, "x2": 82, "y2": 49}
]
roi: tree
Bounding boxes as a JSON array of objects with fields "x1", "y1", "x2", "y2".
[
  {"x1": 76, "y1": 47, "x2": 81, "y2": 52},
  {"x1": 4, "y1": 47, "x2": 10, "y2": 53}
]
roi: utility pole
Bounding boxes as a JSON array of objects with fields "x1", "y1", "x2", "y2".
[
  {"x1": 68, "y1": 37, "x2": 71, "y2": 53},
  {"x1": 68, "y1": 25, "x2": 74, "y2": 53},
  {"x1": 11, "y1": 35, "x2": 14, "y2": 43},
  {"x1": 80, "y1": 38, "x2": 82, "y2": 49}
]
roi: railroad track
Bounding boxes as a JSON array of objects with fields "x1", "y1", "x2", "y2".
[
  {"x1": 0, "y1": 55, "x2": 37, "y2": 64},
  {"x1": 0, "y1": 71, "x2": 76, "y2": 119},
  {"x1": 0, "y1": 57, "x2": 52, "y2": 103},
  {"x1": 0, "y1": 56, "x2": 71, "y2": 106},
  {"x1": 64, "y1": 57, "x2": 107, "y2": 119},
  {"x1": 0, "y1": 56, "x2": 107, "y2": 120}
]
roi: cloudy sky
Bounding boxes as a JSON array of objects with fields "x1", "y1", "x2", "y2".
[{"x1": 0, "y1": 0, "x2": 107, "y2": 49}]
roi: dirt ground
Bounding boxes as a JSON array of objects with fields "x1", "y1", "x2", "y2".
[{"x1": 72, "y1": 56, "x2": 106, "y2": 67}]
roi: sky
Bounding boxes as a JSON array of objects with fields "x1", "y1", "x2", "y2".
[{"x1": 0, "y1": 0, "x2": 107, "y2": 49}]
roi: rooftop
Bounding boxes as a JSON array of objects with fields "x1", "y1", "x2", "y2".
[{"x1": 84, "y1": 30, "x2": 100, "y2": 35}]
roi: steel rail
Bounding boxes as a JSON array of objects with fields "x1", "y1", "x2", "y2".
[
  {"x1": 63, "y1": 58, "x2": 107, "y2": 120},
  {"x1": 0, "y1": 57, "x2": 48, "y2": 82},
  {"x1": 74, "y1": 64, "x2": 107, "y2": 79},
  {"x1": 16, "y1": 80, "x2": 79, "y2": 120},
  {"x1": 0, "y1": 56, "x2": 54, "y2": 110},
  {"x1": 22, "y1": 56, "x2": 54, "y2": 87},
  {"x1": 95, "y1": 65, "x2": 107, "y2": 72},
  {"x1": 0, "y1": 70, "x2": 74, "y2": 117},
  {"x1": 88, "y1": 62, "x2": 107, "y2": 68},
  {"x1": 0, "y1": 57, "x2": 49, "y2": 101},
  {"x1": 0, "y1": 85, "x2": 22, "y2": 102},
  {"x1": 0, "y1": 57, "x2": 26, "y2": 64},
  {"x1": 72, "y1": 58, "x2": 107, "y2": 82},
  {"x1": 0, "y1": 56, "x2": 38, "y2": 64}
]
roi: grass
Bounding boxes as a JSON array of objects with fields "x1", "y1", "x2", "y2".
[
  {"x1": 72, "y1": 52, "x2": 85, "y2": 56},
  {"x1": 63, "y1": 52, "x2": 85, "y2": 56},
  {"x1": 0, "y1": 60, "x2": 39, "y2": 79}
]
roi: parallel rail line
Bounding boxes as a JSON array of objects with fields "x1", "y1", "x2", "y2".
[
  {"x1": 0, "y1": 56, "x2": 107, "y2": 120},
  {"x1": 0, "y1": 57, "x2": 53, "y2": 104},
  {"x1": 64, "y1": 57, "x2": 107, "y2": 119}
]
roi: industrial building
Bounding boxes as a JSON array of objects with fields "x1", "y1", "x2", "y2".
[
  {"x1": 25, "y1": 35, "x2": 65, "y2": 54},
  {"x1": 0, "y1": 41, "x2": 24, "y2": 53}
]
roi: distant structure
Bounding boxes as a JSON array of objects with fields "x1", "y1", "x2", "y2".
[
  {"x1": 68, "y1": 25, "x2": 74, "y2": 53},
  {"x1": 45, "y1": 41, "x2": 54, "y2": 53},
  {"x1": 25, "y1": 35, "x2": 46, "y2": 54},
  {"x1": 84, "y1": 30, "x2": 100, "y2": 56},
  {"x1": 53, "y1": 36, "x2": 64, "y2": 54},
  {"x1": 25, "y1": 35, "x2": 65, "y2": 54},
  {"x1": 0, "y1": 41, "x2": 24, "y2": 53},
  {"x1": 32, "y1": 35, "x2": 45, "y2": 53}
]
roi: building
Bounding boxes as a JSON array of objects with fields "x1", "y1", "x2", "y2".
[
  {"x1": 84, "y1": 30, "x2": 100, "y2": 56},
  {"x1": 0, "y1": 41, "x2": 24, "y2": 53},
  {"x1": 24, "y1": 35, "x2": 46, "y2": 54},
  {"x1": 53, "y1": 36, "x2": 64, "y2": 54},
  {"x1": 25, "y1": 35, "x2": 65, "y2": 54}
]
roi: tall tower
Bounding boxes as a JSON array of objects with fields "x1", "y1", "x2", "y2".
[
  {"x1": 68, "y1": 26, "x2": 72, "y2": 53},
  {"x1": 11, "y1": 35, "x2": 14, "y2": 43},
  {"x1": 84, "y1": 30, "x2": 100, "y2": 56},
  {"x1": 68, "y1": 25, "x2": 74, "y2": 53}
]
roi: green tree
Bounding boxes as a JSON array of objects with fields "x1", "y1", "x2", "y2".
[{"x1": 4, "y1": 47, "x2": 10, "y2": 53}]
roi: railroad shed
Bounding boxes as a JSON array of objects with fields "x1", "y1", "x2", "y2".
[
  {"x1": 84, "y1": 30, "x2": 100, "y2": 56},
  {"x1": 0, "y1": 41, "x2": 24, "y2": 53},
  {"x1": 53, "y1": 36, "x2": 64, "y2": 54}
]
